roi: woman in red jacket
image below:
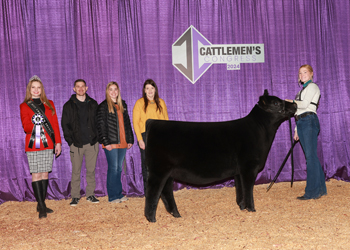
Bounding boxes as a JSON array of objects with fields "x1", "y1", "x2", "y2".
[{"x1": 20, "y1": 75, "x2": 62, "y2": 219}]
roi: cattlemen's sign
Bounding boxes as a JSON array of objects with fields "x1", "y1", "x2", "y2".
[
  {"x1": 172, "y1": 25, "x2": 265, "y2": 84},
  {"x1": 200, "y1": 46, "x2": 262, "y2": 56},
  {"x1": 198, "y1": 44, "x2": 264, "y2": 65}
]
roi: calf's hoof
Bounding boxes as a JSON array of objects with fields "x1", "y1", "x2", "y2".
[
  {"x1": 170, "y1": 211, "x2": 181, "y2": 218},
  {"x1": 146, "y1": 216, "x2": 156, "y2": 223},
  {"x1": 238, "y1": 202, "x2": 246, "y2": 211},
  {"x1": 246, "y1": 207, "x2": 256, "y2": 212},
  {"x1": 239, "y1": 205, "x2": 246, "y2": 211}
]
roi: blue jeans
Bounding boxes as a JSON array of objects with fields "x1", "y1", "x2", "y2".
[
  {"x1": 297, "y1": 114, "x2": 327, "y2": 199},
  {"x1": 103, "y1": 148, "x2": 127, "y2": 202}
]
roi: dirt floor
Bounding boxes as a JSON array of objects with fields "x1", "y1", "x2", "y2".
[{"x1": 0, "y1": 179, "x2": 349, "y2": 249}]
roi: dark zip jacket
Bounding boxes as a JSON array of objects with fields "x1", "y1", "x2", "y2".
[
  {"x1": 96, "y1": 100, "x2": 134, "y2": 146},
  {"x1": 61, "y1": 94, "x2": 98, "y2": 147}
]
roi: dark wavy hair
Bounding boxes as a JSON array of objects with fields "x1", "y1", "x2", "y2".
[{"x1": 142, "y1": 79, "x2": 163, "y2": 113}]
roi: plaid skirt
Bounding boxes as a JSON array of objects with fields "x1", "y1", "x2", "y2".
[{"x1": 26, "y1": 149, "x2": 54, "y2": 173}]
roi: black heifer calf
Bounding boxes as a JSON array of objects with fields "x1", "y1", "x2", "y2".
[{"x1": 144, "y1": 90, "x2": 297, "y2": 222}]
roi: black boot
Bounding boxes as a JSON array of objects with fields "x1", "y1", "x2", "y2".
[
  {"x1": 32, "y1": 181, "x2": 47, "y2": 219},
  {"x1": 36, "y1": 179, "x2": 54, "y2": 213}
]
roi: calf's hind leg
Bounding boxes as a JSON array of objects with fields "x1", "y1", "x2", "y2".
[
  {"x1": 144, "y1": 173, "x2": 168, "y2": 222},
  {"x1": 160, "y1": 177, "x2": 181, "y2": 218}
]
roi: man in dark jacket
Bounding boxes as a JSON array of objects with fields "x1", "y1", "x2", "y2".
[{"x1": 61, "y1": 79, "x2": 99, "y2": 206}]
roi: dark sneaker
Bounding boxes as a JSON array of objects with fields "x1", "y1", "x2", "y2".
[
  {"x1": 86, "y1": 195, "x2": 99, "y2": 203},
  {"x1": 70, "y1": 198, "x2": 80, "y2": 206}
]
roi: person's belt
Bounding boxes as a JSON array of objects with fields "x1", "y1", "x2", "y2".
[{"x1": 295, "y1": 112, "x2": 316, "y2": 121}]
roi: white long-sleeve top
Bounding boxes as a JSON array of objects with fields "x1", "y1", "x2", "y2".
[{"x1": 294, "y1": 82, "x2": 320, "y2": 116}]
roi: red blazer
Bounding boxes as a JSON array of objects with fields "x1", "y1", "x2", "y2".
[{"x1": 20, "y1": 100, "x2": 62, "y2": 152}]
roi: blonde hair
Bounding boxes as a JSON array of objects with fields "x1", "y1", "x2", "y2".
[
  {"x1": 106, "y1": 81, "x2": 124, "y2": 113},
  {"x1": 22, "y1": 78, "x2": 55, "y2": 115},
  {"x1": 298, "y1": 64, "x2": 314, "y2": 82}
]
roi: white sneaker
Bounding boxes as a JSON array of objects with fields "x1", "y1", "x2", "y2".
[
  {"x1": 109, "y1": 199, "x2": 121, "y2": 203},
  {"x1": 120, "y1": 196, "x2": 128, "y2": 202}
]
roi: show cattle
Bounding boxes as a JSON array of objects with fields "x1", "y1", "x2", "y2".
[{"x1": 144, "y1": 90, "x2": 297, "y2": 222}]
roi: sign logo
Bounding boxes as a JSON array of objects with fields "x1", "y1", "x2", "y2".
[{"x1": 172, "y1": 25, "x2": 265, "y2": 84}]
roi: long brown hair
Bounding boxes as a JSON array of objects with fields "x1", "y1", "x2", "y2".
[
  {"x1": 142, "y1": 79, "x2": 162, "y2": 113},
  {"x1": 106, "y1": 81, "x2": 124, "y2": 113},
  {"x1": 22, "y1": 77, "x2": 55, "y2": 115}
]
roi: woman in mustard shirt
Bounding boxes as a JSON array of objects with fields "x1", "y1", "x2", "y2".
[{"x1": 133, "y1": 79, "x2": 168, "y2": 193}]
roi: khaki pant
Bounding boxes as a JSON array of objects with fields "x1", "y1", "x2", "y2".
[{"x1": 70, "y1": 143, "x2": 99, "y2": 198}]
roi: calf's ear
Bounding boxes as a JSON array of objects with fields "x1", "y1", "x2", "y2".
[
  {"x1": 259, "y1": 95, "x2": 266, "y2": 105},
  {"x1": 264, "y1": 89, "x2": 269, "y2": 96}
]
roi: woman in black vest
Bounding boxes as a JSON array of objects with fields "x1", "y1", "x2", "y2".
[{"x1": 96, "y1": 82, "x2": 134, "y2": 203}]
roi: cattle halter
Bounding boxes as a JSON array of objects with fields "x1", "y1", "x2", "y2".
[{"x1": 267, "y1": 117, "x2": 297, "y2": 192}]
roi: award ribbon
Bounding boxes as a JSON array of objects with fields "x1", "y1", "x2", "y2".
[
  {"x1": 27, "y1": 101, "x2": 55, "y2": 153},
  {"x1": 28, "y1": 114, "x2": 49, "y2": 149}
]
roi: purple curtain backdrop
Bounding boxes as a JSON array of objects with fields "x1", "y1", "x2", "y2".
[{"x1": 1, "y1": 0, "x2": 349, "y2": 204}]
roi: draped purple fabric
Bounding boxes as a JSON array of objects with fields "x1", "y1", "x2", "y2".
[{"x1": 1, "y1": 0, "x2": 349, "y2": 204}]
